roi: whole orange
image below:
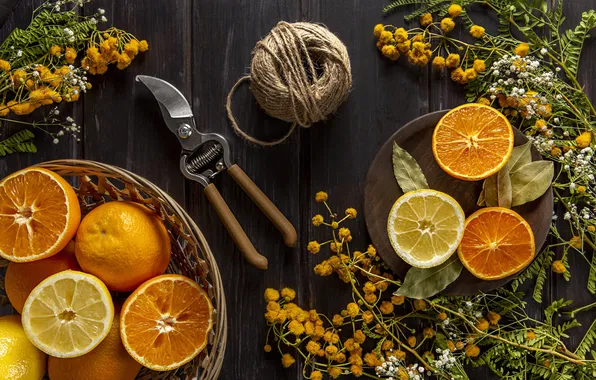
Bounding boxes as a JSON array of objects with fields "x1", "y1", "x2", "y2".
[
  {"x1": 5, "y1": 241, "x2": 80, "y2": 313},
  {"x1": 75, "y1": 201, "x2": 171, "y2": 291},
  {"x1": 48, "y1": 305, "x2": 142, "y2": 380}
]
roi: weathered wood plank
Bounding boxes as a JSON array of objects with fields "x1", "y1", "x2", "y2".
[
  {"x1": 82, "y1": 0, "x2": 189, "y2": 203},
  {"x1": 191, "y1": 1, "x2": 302, "y2": 379}
]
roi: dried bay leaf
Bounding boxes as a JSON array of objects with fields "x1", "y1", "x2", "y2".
[
  {"x1": 392, "y1": 142, "x2": 429, "y2": 193},
  {"x1": 508, "y1": 141, "x2": 533, "y2": 174},
  {"x1": 497, "y1": 163, "x2": 512, "y2": 208},
  {"x1": 483, "y1": 174, "x2": 498, "y2": 207},
  {"x1": 480, "y1": 140, "x2": 532, "y2": 209},
  {"x1": 511, "y1": 161, "x2": 554, "y2": 206},
  {"x1": 393, "y1": 255, "x2": 463, "y2": 299},
  {"x1": 477, "y1": 188, "x2": 486, "y2": 206}
]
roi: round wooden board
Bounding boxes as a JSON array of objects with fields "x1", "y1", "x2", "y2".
[{"x1": 364, "y1": 110, "x2": 553, "y2": 296}]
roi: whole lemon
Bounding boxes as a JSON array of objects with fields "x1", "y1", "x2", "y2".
[
  {"x1": 48, "y1": 306, "x2": 141, "y2": 380},
  {"x1": 75, "y1": 201, "x2": 171, "y2": 291},
  {"x1": 0, "y1": 314, "x2": 47, "y2": 380},
  {"x1": 5, "y1": 241, "x2": 80, "y2": 313}
]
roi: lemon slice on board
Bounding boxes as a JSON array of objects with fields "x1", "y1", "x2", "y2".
[
  {"x1": 21, "y1": 270, "x2": 114, "y2": 358},
  {"x1": 387, "y1": 189, "x2": 465, "y2": 268}
]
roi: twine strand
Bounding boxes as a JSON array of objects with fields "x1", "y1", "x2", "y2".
[{"x1": 226, "y1": 22, "x2": 352, "y2": 146}]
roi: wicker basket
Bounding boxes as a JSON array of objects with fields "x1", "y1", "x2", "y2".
[{"x1": 1, "y1": 159, "x2": 227, "y2": 380}]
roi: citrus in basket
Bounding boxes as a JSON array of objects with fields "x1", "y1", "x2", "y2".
[
  {"x1": 120, "y1": 274, "x2": 214, "y2": 371},
  {"x1": 387, "y1": 189, "x2": 465, "y2": 268},
  {"x1": 458, "y1": 207, "x2": 535, "y2": 280},
  {"x1": 432, "y1": 104, "x2": 514, "y2": 181},
  {"x1": 5, "y1": 241, "x2": 80, "y2": 314},
  {"x1": 0, "y1": 314, "x2": 47, "y2": 380},
  {"x1": 75, "y1": 201, "x2": 171, "y2": 291},
  {"x1": 21, "y1": 270, "x2": 114, "y2": 358},
  {"x1": 0, "y1": 167, "x2": 81, "y2": 262},
  {"x1": 48, "y1": 303, "x2": 141, "y2": 380}
]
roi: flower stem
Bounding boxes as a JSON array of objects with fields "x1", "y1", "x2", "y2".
[{"x1": 432, "y1": 303, "x2": 589, "y2": 365}]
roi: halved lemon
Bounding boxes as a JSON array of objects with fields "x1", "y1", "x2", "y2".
[
  {"x1": 21, "y1": 270, "x2": 114, "y2": 358},
  {"x1": 432, "y1": 104, "x2": 514, "y2": 181},
  {"x1": 387, "y1": 189, "x2": 465, "y2": 268}
]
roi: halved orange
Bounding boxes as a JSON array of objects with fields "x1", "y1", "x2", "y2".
[
  {"x1": 458, "y1": 207, "x2": 535, "y2": 280},
  {"x1": 432, "y1": 104, "x2": 514, "y2": 181},
  {"x1": 120, "y1": 274, "x2": 214, "y2": 371},
  {"x1": 0, "y1": 167, "x2": 81, "y2": 262}
]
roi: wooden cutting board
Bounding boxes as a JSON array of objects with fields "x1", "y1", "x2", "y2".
[{"x1": 364, "y1": 110, "x2": 553, "y2": 296}]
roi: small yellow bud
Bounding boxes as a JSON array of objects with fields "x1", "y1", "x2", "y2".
[{"x1": 552, "y1": 260, "x2": 566, "y2": 273}]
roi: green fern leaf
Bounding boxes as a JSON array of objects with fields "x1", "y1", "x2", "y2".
[
  {"x1": 588, "y1": 252, "x2": 596, "y2": 294},
  {"x1": 575, "y1": 319, "x2": 596, "y2": 358},
  {"x1": 544, "y1": 299, "x2": 573, "y2": 325},
  {"x1": 533, "y1": 250, "x2": 554, "y2": 303},
  {"x1": 561, "y1": 10, "x2": 596, "y2": 77},
  {"x1": 0, "y1": 129, "x2": 36, "y2": 157}
]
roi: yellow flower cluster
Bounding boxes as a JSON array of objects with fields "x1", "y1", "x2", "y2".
[
  {"x1": 0, "y1": 62, "x2": 86, "y2": 116},
  {"x1": 435, "y1": 52, "x2": 486, "y2": 85},
  {"x1": 515, "y1": 42, "x2": 530, "y2": 57},
  {"x1": 264, "y1": 287, "x2": 382, "y2": 378},
  {"x1": 576, "y1": 131, "x2": 592, "y2": 148},
  {"x1": 470, "y1": 25, "x2": 485, "y2": 38},
  {"x1": 82, "y1": 31, "x2": 148, "y2": 75},
  {"x1": 374, "y1": 24, "x2": 432, "y2": 64},
  {"x1": 494, "y1": 89, "x2": 553, "y2": 120},
  {"x1": 373, "y1": 12, "x2": 487, "y2": 85},
  {"x1": 552, "y1": 260, "x2": 566, "y2": 273},
  {"x1": 448, "y1": 4, "x2": 462, "y2": 17},
  {"x1": 0, "y1": 29, "x2": 148, "y2": 118}
]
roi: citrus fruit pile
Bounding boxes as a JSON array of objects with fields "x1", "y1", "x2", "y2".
[
  {"x1": 0, "y1": 167, "x2": 213, "y2": 380},
  {"x1": 388, "y1": 104, "x2": 537, "y2": 281}
]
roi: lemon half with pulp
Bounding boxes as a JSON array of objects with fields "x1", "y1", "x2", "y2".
[
  {"x1": 21, "y1": 270, "x2": 114, "y2": 358},
  {"x1": 387, "y1": 189, "x2": 465, "y2": 268}
]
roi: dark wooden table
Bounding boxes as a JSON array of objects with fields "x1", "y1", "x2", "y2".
[{"x1": 1, "y1": 1, "x2": 596, "y2": 379}]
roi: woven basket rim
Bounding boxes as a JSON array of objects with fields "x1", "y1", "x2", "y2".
[{"x1": 32, "y1": 159, "x2": 228, "y2": 380}]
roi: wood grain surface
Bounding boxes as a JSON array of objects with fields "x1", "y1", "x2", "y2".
[
  {"x1": 0, "y1": 1, "x2": 595, "y2": 379},
  {"x1": 364, "y1": 110, "x2": 553, "y2": 296}
]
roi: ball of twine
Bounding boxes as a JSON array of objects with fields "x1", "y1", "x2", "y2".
[{"x1": 226, "y1": 21, "x2": 352, "y2": 146}]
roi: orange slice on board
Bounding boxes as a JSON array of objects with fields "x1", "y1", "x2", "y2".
[
  {"x1": 120, "y1": 274, "x2": 214, "y2": 371},
  {"x1": 0, "y1": 167, "x2": 80, "y2": 262},
  {"x1": 432, "y1": 104, "x2": 514, "y2": 181},
  {"x1": 458, "y1": 207, "x2": 535, "y2": 280}
]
